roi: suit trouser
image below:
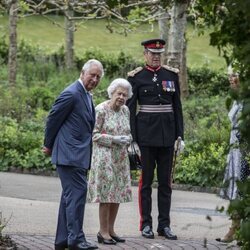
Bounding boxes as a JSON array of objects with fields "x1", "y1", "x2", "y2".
[
  {"x1": 138, "y1": 146, "x2": 174, "y2": 232},
  {"x1": 55, "y1": 165, "x2": 87, "y2": 246}
]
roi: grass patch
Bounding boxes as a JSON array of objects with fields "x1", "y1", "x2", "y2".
[{"x1": 0, "y1": 15, "x2": 226, "y2": 70}]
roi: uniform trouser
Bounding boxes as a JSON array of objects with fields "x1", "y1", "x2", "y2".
[
  {"x1": 138, "y1": 146, "x2": 174, "y2": 232},
  {"x1": 55, "y1": 165, "x2": 88, "y2": 246}
]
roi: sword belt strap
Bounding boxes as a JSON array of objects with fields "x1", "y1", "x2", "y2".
[{"x1": 139, "y1": 104, "x2": 173, "y2": 113}]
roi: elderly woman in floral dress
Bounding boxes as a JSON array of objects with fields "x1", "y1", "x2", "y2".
[{"x1": 88, "y1": 78, "x2": 133, "y2": 245}]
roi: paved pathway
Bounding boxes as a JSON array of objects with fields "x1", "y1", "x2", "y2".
[
  {"x1": 10, "y1": 234, "x2": 239, "y2": 250},
  {"x1": 0, "y1": 172, "x2": 240, "y2": 249}
]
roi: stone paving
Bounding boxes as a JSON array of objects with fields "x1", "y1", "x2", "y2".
[
  {"x1": 0, "y1": 172, "x2": 241, "y2": 250},
  {"x1": 10, "y1": 234, "x2": 240, "y2": 250}
]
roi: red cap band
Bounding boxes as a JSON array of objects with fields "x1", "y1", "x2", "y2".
[{"x1": 144, "y1": 42, "x2": 164, "y2": 49}]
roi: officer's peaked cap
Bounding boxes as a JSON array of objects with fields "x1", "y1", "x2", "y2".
[{"x1": 141, "y1": 39, "x2": 165, "y2": 53}]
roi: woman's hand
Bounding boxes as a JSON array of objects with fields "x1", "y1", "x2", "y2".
[{"x1": 112, "y1": 135, "x2": 131, "y2": 145}]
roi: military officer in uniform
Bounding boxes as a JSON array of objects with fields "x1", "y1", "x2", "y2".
[{"x1": 126, "y1": 39, "x2": 184, "y2": 240}]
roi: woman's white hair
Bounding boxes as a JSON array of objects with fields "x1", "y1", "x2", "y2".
[
  {"x1": 227, "y1": 64, "x2": 239, "y2": 76},
  {"x1": 107, "y1": 78, "x2": 133, "y2": 99}
]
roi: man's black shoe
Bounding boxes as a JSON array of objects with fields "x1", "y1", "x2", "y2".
[
  {"x1": 141, "y1": 225, "x2": 154, "y2": 239},
  {"x1": 68, "y1": 241, "x2": 98, "y2": 250},
  {"x1": 55, "y1": 243, "x2": 68, "y2": 250},
  {"x1": 158, "y1": 227, "x2": 177, "y2": 240}
]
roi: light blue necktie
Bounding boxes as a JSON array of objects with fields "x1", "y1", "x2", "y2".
[{"x1": 86, "y1": 92, "x2": 92, "y2": 112}]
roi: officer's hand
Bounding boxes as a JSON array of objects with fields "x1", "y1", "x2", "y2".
[
  {"x1": 113, "y1": 135, "x2": 130, "y2": 145},
  {"x1": 128, "y1": 142, "x2": 141, "y2": 157},
  {"x1": 174, "y1": 139, "x2": 185, "y2": 156}
]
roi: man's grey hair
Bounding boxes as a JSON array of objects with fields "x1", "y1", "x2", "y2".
[
  {"x1": 107, "y1": 78, "x2": 133, "y2": 99},
  {"x1": 82, "y1": 59, "x2": 104, "y2": 78}
]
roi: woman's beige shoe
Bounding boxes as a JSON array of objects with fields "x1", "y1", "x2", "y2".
[
  {"x1": 219, "y1": 227, "x2": 236, "y2": 242},
  {"x1": 216, "y1": 219, "x2": 240, "y2": 243}
]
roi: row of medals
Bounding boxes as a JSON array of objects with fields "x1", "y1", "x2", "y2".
[{"x1": 152, "y1": 73, "x2": 175, "y2": 92}]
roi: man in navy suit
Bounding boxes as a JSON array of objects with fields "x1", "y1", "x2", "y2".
[{"x1": 43, "y1": 59, "x2": 104, "y2": 250}]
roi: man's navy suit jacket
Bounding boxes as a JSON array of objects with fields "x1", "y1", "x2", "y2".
[{"x1": 44, "y1": 80, "x2": 95, "y2": 169}]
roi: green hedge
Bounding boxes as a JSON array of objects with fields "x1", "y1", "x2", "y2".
[
  {"x1": 174, "y1": 95, "x2": 229, "y2": 186},
  {"x1": 0, "y1": 116, "x2": 52, "y2": 171},
  {"x1": 188, "y1": 67, "x2": 228, "y2": 96},
  {"x1": 0, "y1": 91, "x2": 230, "y2": 186},
  {"x1": 0, "y1": 38, "x2": 232, "y2": 186}
]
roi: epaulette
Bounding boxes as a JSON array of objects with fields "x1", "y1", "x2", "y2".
[
  {"x1": 162, "y1": 65, "x2": 179, "y2": 74},
  {"x1": 127, "y1": 66, "x2": 143, "y2": 77}
]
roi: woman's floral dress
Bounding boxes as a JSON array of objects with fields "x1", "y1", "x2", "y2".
[{"x1": 88, "y1": 100, "x2": 132, "y2": 203}]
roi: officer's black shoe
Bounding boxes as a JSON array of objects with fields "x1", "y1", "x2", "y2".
[
  {"x1": 141, "y1": 225, "x2": 154, "y2": 239},
  {"x1": 158, "y1": 227, "x2": 177, "y2": 240}
]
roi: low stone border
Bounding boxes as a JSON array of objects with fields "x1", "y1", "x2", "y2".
[{"x1": 5, "y1": 168, "x2": 220, "y2": 194}]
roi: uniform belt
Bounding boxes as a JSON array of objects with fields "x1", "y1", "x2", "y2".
[{"x1": 139, "y1": 104, "x2": 173, "y2": 113}]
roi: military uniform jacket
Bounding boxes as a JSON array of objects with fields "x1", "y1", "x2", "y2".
[{"x1": 127, "y1": 65, "x2": 184, "y2": 147}]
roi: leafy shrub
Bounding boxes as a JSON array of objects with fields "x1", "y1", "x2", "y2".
[
  {"x1": 27, "y1": 87, "x2": 55, "y2": 111},
  {"x1": 0, "y1": 86, "x2": 35, "y2": 122},
  {"x1": 92, "y1": 77, "x2": 110, "y2": 105},
  {"x1": 0, "y1": 35, "x2": 8, "y2": 64},
  {"x1": 0, "y1": 116, "x2": 53, "y2": 171},
  {"x1": 188, "y1": 67, "x2": 229, "y2": 96},
  {"x1": 76, "y1": 48, "x2": 140, "y2": 79},
  {"x1": 183, "y1": 95, "x2": 230, "y2": 144},
  {"x1": 0, "y1": 85, "x2": 56, "y2": 121},
  {"x1": 228, "y1": 179, "x2": 250, "y2": 249},
  {"x1": 1, "y1": 39, "x2": 229, "y2": 96},
  {"x1": 19, "y1": 61, "x2": 57, "y2": 86},
  {"x1": 0, "y1": 41, "x2": 235, "y2": 187},
  {"x1": 50, "y1": 45, "x2": 65, "y2": 69},
  {"x1": 0, "y1": 64, "x2": 8, "y2": 85},
  {"x1": 17, "y1": 39, "x2": 38, "y2": 62},
  {"x1": 174, "y1": 95, "x2": 230, "y2": 187},
  {"x1": 175, "y1": 142, "x2": 227, "y2": 187},
  {"x1": 0, "y1": 117, "x2": 18, "y2": 150}
]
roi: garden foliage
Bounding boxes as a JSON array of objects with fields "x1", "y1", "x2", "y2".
[{"x1": 0, "y1": 38, "x2": 230, "y2": 187}]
